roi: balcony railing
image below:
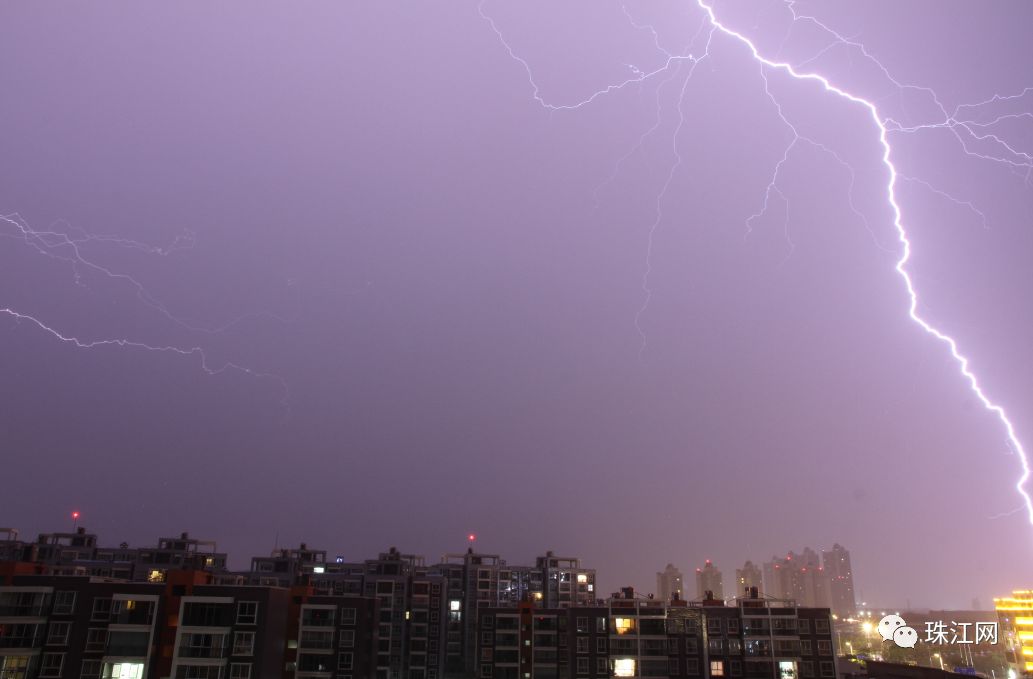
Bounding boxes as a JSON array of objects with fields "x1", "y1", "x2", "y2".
[
  {"x1": 177, "y1": 645, "x2": 227, "y2": 659},
  {"x1": 0, "y1": 604, "x2": 48, "y2": 617},
  {"x1": 111, "y1": 610, "x2": 155, "y2": 626},
  {"x1": 299, "y1": 639, "x2": 335, "y2": 651},
  {"x1": 0, "y1": 635, "x2": 41, "y2": 649},
  {"x1": 105, "y1": 644, "x2": 150, "y2": 657}
]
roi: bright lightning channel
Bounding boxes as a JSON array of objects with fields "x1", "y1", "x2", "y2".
[{"x1": 479, "y1": 0, "x2": 1033, "y2": 525}]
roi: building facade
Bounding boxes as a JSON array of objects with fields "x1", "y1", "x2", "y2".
[
  {"x1": 0, "y1": 570, "x2": 378, "y2": 679},
  {"x1": 0, "y1": 528, "x2": 227, "y2": 584},
  {"x1": 476, "y1": 589, "x2": 837, "y2": 679},
  {"x1": 733, "y1": 564, "x2": 762, "y2": 600},
  {"x1": 657, "y1": 566, "x2": 685, "y2": 605},
  {"x1": 762, "y1": 552, "x2": 828, "y2": 610},
  {"x1": 818, "y1": 547, "x2": 855, "y2": 619},
  {"x1": 695, "y1": 563, "x2": 724, "y2": 601},
  {"x1": 996, "y1": 590, "x2": 1033, "y2": 677}
]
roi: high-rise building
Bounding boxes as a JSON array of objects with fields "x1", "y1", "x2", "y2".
[
  {"x1": 531, "y1": 551, "x2": 597, "y2": 609},
  {"x1": 996, "y1": 590, "x2": 1033, "y2": 676},
  {"x1": 763, "y1": 550, "x2": 829, "y2": 609},
  {"x1": 350, "y1": 547, "x2": 448, "y2": 679},
  {"x1": 695, "y1": 560, "x2": 724, "y2": 600},
  {"x1": 657, "y1": 563, "x2": 685, "y2": 603},
  {"x1": 261, "y1": 546, "x2": 449, "y2": 679},
  {"x1": 443, "y1": 548, "x2": 598, "y2": 671},
  {"x1": 821, "y1": 544, "x2": 856, "y2": 618},
  {"x1": 435, "y1": 549, "x2": 507, "y2": 678},
  {"x1": 735, "y1": 561, "x2": 763, "y2": 598}
]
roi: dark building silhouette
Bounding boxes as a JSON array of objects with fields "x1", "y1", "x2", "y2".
[{"x1": 477, "y1": 587, "x2": 837, "y2": 679}]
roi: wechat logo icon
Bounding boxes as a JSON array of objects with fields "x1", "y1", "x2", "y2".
[{"x1": 879, "y1": 614, "x2": 918, "y2": 649}]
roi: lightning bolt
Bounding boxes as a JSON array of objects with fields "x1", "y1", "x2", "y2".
[
  {"x1": 1, "y1": 212, "x2": 291, "y2": 416},
  {"x1": 479, "y1": 0, "x2": 1033, "y2": 524}
]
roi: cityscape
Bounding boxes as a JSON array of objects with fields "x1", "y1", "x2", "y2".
[
  {"x1": 4, "y1": 1, "x2": 1033, "y2": 679},
  {"x1": 0, "y1": 525, "x2": 1027, "y2": 679}
]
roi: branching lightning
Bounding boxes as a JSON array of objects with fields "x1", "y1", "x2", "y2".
[
  {"x1": 479, "y1": 0, "x2": 1033, "y2": 524},
  {"x1": 1, "y1": 212, "x2": 290, "y2": 416}
]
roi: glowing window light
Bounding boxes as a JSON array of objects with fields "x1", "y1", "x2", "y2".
[{"x1": 614, "y1": 618, "x2": 635, "y2": 635}]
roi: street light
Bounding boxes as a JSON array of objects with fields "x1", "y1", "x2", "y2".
[{"x1": 932, "y1": 653, "x2": 944, "y2": 670}]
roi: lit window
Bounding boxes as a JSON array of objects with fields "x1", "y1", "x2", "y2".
[
  {"x1": 576, "y1": 574, "x2": 588, "y2": 584},
  {"x1": 614, "y1": 659, "x2": 636, "y2": 677},
  {"x1": 108, "y1": 662, "x2": 145, "y2": 679},
  {"x1": 614, "y1": 618, "x2": 636, "y2": 635},
  {"x1": 450, "y1": 600, "x2": 461, "y2": 612},
  {"x1": 148, "y1": 570, "x2": 165, "y2": 583},
  {"x1": 313, "y1": 566, "x2": 325, "y2": 574},
  {"x1": 712, "y1": 661, "x2": 725, "y2": 677}
]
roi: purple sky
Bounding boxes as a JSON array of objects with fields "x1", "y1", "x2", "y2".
[{"x1": 3, "y1": 1, "x2": 1033, "y2": 609}]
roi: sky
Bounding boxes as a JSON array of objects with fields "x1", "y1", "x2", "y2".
[{"x1": 2, "y1": 1, "x2": 1033, "y2": 610}]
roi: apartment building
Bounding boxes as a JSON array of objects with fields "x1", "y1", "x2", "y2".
[
  {"x1": 0, "y1": 528, "x2": 227, "y2": 584},
  {"x1": 0, "y1": 575, "x2": 165, "y2": 679},
  {"x1": 476, "y1": 588, "x2": 837, "y2": 679},
  {"x1": 0, "y1": 569, "x2": 379, "y2": 679}
]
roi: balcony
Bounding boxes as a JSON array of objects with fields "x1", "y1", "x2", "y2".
[
  {"x1": 109, "y1": 599, "x2": 155, "y2": 625},
  {"x1": 0, "y1": 635, "x2": 41, "y2": 649},
  {"x1": 298, "y1": 638, "x2": 335, "y2": 652},
  {"x1": 300, "y1": 611, "x2": 335, "y2": 628},
  {"x1": 177, "y1": 645, "x2": 228, "y2": 659},
  {"x1": 0, "y1": 604, "x2": 48, "y2": 617},
  {"x1": 106, "y1": 644, "x2": 151, "y2": 657}
]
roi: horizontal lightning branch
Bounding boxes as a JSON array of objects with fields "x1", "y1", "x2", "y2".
[{"x1": 1, "y1": 213, "x2": 290, "y2": 416}]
